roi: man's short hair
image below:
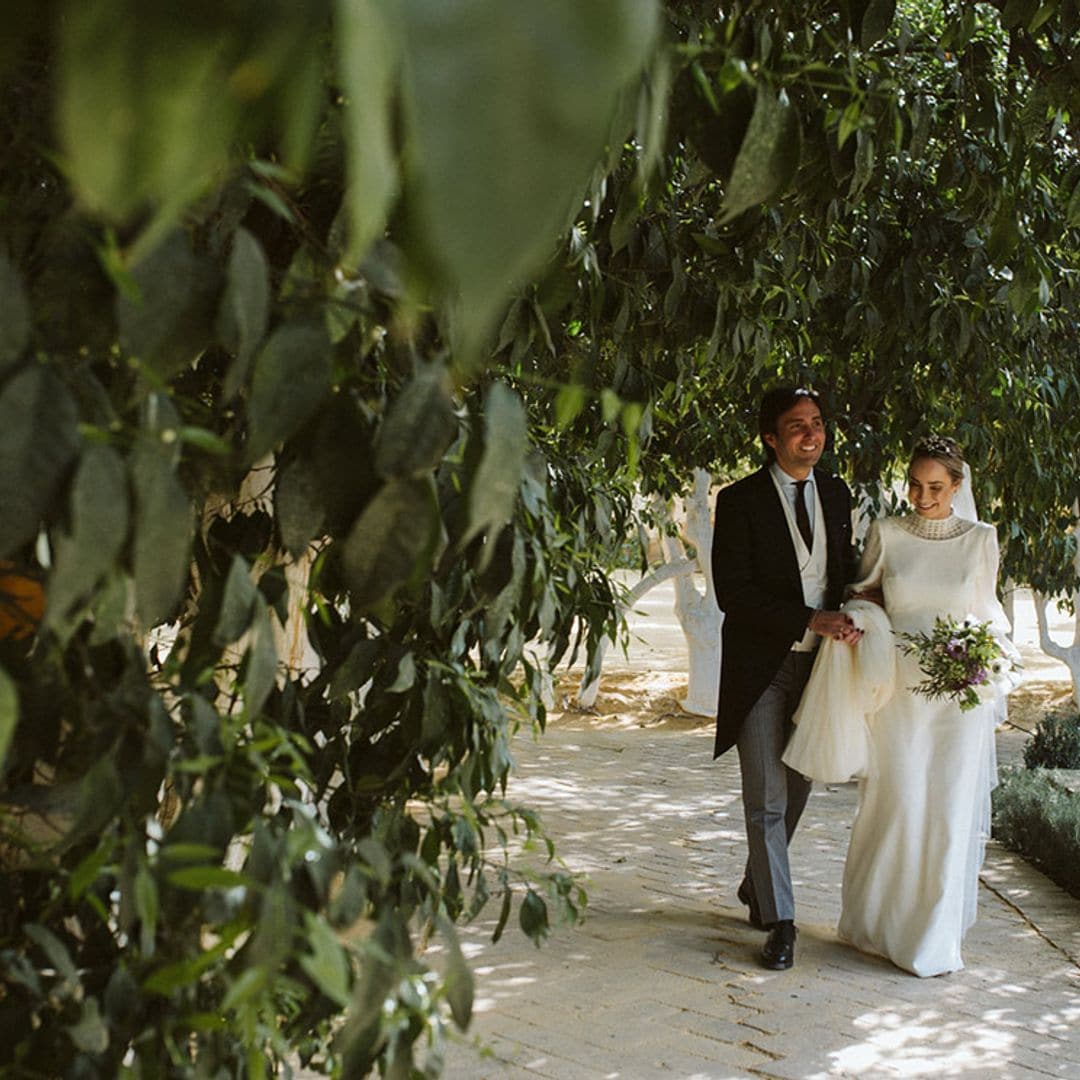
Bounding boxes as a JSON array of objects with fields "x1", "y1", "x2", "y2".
[{"x1": 758, "y1": 386, "x2": 822, "y2": 462}]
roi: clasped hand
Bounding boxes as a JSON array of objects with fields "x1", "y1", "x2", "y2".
[{"x1": 809, "y1": 609, "x2": 863, "y2": 644}]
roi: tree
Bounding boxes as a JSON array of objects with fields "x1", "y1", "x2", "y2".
[
  {"x1": 0, "y1": 3, "x2": 659, "y2": 1075},
  {"x1": 529, "y1": 0, "x2": 1080, "y2": 709},
  {"x1": 4, "y1": 1, "x2": 1080, "y2": 1076}
]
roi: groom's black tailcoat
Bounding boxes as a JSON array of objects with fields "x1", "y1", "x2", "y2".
[{"x1": 710, "y1": 465, "x2": 857, "y2": 759}]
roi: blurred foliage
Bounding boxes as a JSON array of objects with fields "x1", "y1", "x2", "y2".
[{"x1": 3, "y1": 0, "x2": 1080, "y2": 1075}]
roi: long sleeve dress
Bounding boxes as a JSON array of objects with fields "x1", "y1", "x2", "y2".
[{"x1": 837, "y1": 512, "x2": 1018, "y2": 977}]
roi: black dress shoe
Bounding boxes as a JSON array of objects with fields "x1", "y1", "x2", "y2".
[
  {"x1": 761, "y1": 920, "x2": 797, "y2": 970},
  {"x1": 736, "y1": 881, "x2": 766, "y2": 930}
]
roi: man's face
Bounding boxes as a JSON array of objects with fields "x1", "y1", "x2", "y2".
[{"x1": 764, "y1": 397, "x2": 825, "y2": 477}]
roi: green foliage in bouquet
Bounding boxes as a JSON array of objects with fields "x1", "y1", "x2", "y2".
[{"x1": 896, "y1": 615, "x2": 1011, "y2": 712}]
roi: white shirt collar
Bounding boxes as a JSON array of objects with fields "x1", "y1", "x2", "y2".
[{"x1": 770, "y1": 462, "x2": 816, "y2": 489}]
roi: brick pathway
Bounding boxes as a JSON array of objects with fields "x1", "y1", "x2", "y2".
[{"x1": 438, "y1": 716, "x2": 1080, "y2": 1079}]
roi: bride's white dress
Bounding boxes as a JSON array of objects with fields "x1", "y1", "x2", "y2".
[{"x1": 837, "y1": 512, "x2": 1016, "y2": 977}]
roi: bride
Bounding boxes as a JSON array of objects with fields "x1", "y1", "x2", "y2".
[{"x1": 788, "y1": 435, "x2": 1019, "y2": 977}]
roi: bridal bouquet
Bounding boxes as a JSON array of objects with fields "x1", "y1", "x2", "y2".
[{"x1": 896, "y1": 615, "x2": 1016, "y2": 712}]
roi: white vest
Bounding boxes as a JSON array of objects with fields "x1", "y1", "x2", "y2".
[{"x1": 770, "y1": 472, "x2": 828, "y2": 651}]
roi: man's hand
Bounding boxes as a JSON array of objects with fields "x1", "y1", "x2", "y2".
[{"x1": 809, "y1": 609, "x2": 862, "y2": 644}]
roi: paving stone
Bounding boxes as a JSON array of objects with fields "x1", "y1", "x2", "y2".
[{"x1": 441, "y1": 717, "x2": 1080, "y2": 1078}]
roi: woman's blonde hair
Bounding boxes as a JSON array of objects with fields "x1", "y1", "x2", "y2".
[{"x1": 910, "y1": 434, "x2": 965, "y2": 483}]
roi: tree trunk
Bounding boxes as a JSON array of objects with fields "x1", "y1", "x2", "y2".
[
  {"x1": 663, "y1": 469, "x2": 721, "y2": 716},
  {"x1": 1032, "y1": 513, "x2": 1080, "y2": 707},
  {"x1": 574, "y1": 555, "x2": 695, "y2": 707}
]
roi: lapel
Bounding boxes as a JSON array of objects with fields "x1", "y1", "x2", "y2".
[{"x1": 813, "y1": 467, "x2": 839, "y2": 570}]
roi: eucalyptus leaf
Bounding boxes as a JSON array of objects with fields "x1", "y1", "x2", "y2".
[
  {"x1": 243, "y1": 598, "x2": 278, "y2": 718},
  {"x1": 719, "y1": 84, "x2": 800, "y2": 222},
  {"x1": 860, "y1": 0, "x2": 897, "y2": 49},
  {"x1": 47, "y1": 445, "x2": 130, "y2": 623},
  {"x1": 335, "y1": 0, "x2": 399, "y2": 263},
  {"x1": 398, "y1": 0, "x2": 658, "y2": 356},
  {"x1": 436, "y1": 915, "x2": 473, "y2": 1030},
  {"x1": 0, "y1": 666, "x2": 17, "y2": 776},
  {"x1": 117, "y1": 230, "x2": 220, "y2": 379},
  {"x1": 300, "y1": 912, "x2": 351, "y2": 1007},
  {"x1": 132, "y1": 438, "x2": 192, "y2": 627},
  {"x1": 0, "y1": 366, "x2": 81, "y2": 559},
  {"x1": 0, "y1": 250, "x2": 30, "y2": 375},
  {"x1": 246, "y1": 321, "x2": 333, "y2": 461},
  {"x1": 67, "y1": 998, "x2": 109, "y2": 1054},
  {"x1": 342, "y1": 477, "x2": 437, "y2": 611},
  {"x1": 462, "y1": 383, "x2": 527, "y2": 552},
  {"x1": 373, "y1": 363, "x2": 458, "y2": 479},
  {"x1": 213, "y1": 556, "x2": 257, "y2": 646},
  {"x1": 329, "y1": 639, "x2": 380, "y2": 700},
  {"x1": 218, "y1": 227, "x2": 270, "y2": 397},
  {"x1": 275, "y1": 456, "x2": 326, "y2": 557}
]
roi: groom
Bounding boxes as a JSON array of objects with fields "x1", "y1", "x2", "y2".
[{"x1": 711, "y1": 386, "x2": 859, "y2": 970}]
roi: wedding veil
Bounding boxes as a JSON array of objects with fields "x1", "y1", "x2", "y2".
[{"x1": 952, "y1": 462, "x2": 979, "y2": 522}]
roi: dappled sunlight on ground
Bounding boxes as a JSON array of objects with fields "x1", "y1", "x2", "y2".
[{"x1": 437, "y1": 578, "x2": 1079, "y2": 1077}]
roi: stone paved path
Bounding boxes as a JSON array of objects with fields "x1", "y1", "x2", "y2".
[{"x1": 438, "y1": 715, "x2": 1080, "y2": 1079}]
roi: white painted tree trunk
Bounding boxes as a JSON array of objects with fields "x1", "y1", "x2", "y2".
[
  {"x1": 663, "y1": 469, "x2": 721, "y2": 716},
  {"x1": 1032, "y1": 512, "x2": 1080, "y2": 706},
  {"x1": 574, "y1": 555, "x2": 695, "y2": 707},
  {"x1": 576, "y1": 470, "x2": 721, "y2": 716}
]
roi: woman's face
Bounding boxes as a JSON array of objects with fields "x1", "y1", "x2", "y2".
[{"x1": 907, "y1": 457, "x2": 961, "y2": 519}]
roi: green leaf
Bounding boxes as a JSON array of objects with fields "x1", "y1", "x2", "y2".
[
  {"x1": 329, "y1": 639, "x2": 380, "y2": 700},
  {"x1": 1065, "y1": 180, "x2": 1080, "y2": 228},
  {"x1": 491, "y1": 885, "x2": 512, "y2": 944},
  {"x1": 246, "y1": 321, "x2": 333, "y2": 461},
  {"x1": 134, "y1": 865, "x2": 159, "y2": 955},
  {"x1": 69, "y1": 838, "x2": 113, "y2": 900},
  {"x1": 132, "y1": 436, "x2": 192, "y2": 627},
  {"x1": 275, "y1": 456, "x2": 326, "y2": 557},
  {"x1": 67, "y1": 998, "x2": 109, "y2": 1054},
  {"x1": 462, "y1": 383, "x2": 527, "y2": 550},
  {"x1": 397, "y1": 0, "x2": 658, "y2": 357},
  {"x1": 386, "y1": 652, "x2": 416, "y2": 694},
  {"x1": 860, "y1": 0, "x2": 896, "y2": 49},
  {"x1": 437, "y1": 915, "x2": 473, "y2": 1030},
  {"x1": 0, "y1": 665, "x2": 17, "y2": 777},
  {"x1": 335, "y1": 0, "x2": 399, "y2": 263},
  {"x1": 719, "y1": 84, "x2": 801, "y2": 222},
  {"x1": 25, "y1": 924, "x2": 79, "y2": 986},
  {"x1": 117, "y1": 230, "x2": 220, "y2": 379},
  {"x1": 518, "y1": 888, "x2": 549, "y2": 943},
  {"x1": 373, "y1": 363, "x2": 458, "y2": 479},
  {"x1": 243, "y1": 598, "x2": 278, "y2": 718},
  {"x1": 166, "y1": 866, "x2": 251, "y2": 890},
  {"x1": 0, "y1": 366, "x2": 81, "y2": 559},
  {"x1": 214, "y1": 556, "x2": 257, "y2": 646},
  {"x1": 300, "y1": 912, "x2": 351, "y2": 1007},
  {"x1": 47, "y1": 445, "x2": 130, "y2": 623},
  {"x1": 342, "y1": 477, "x2": 437, "y2": 611},
  {"x1": 222, "y1": 966, "x2": 269, "y2": 1012},
  {"x1": 0, "y1": 249, "x2": 30, "y2": 376},
  {"x1": 218, "y1": 228, "x2": 270, "y2": 397},
  {"x1": 555, "y1": 384, "x2": 587, "y2": 428},
  {"x1": 838, "y1": 100, "x2": 862, "y2": 150}
]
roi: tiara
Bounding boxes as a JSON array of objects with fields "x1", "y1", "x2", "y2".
[{"x1": 914, "y1": 434, "x2": 961, "y2": 458}]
